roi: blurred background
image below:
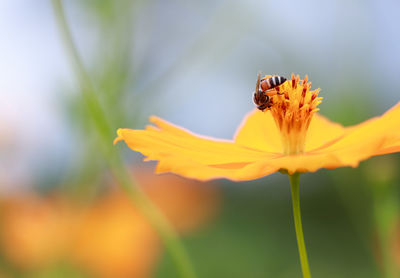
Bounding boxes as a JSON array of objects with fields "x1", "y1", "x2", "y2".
[{"x1": 1, "y1": 0, "x2": 400, "y2": 277}]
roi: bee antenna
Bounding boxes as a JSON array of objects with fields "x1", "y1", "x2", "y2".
[{"x1": 255, "y1": 72, "x2": 261, "y2": 93}]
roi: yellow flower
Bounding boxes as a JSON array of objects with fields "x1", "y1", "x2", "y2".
[{"x1": 114, "y1": 74, "x2": 400, "y2": 181}]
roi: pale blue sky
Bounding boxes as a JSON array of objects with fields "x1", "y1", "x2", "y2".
[{"x1": 1, "y1": 0, "x2": 399, "y2": 190}]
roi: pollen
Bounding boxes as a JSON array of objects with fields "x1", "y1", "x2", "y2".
[{"x1": 268, "y1": 74, "x2": 322, "y2": 155}]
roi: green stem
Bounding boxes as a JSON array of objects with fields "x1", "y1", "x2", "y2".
[
  {"x1": 289, "y1": 173, "x2": 312, "y2": 278},
  {"x1": 51, "y1": 1, "x2": 197, "y2": 278},
  {"x1": 372, "y1": 186, "x2": 398, "y2": 278}
]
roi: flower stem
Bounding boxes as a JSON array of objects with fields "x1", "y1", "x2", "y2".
[
  {"x1": 51, "y1": 1, "x2": 197, "y2": 278},
  {"x1": 289, "y1": 173, "x2": 312, "y2": 278}
]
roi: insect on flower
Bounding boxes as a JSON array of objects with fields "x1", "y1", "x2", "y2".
[
  {"x1": 114, "y1": 73, "x2": 400, "y2": 278},
  {"x1": 253, "y1": 73, "x2": 287, "y2": 111},
  {"x1": 114, "y1": 73, "x2": 400, "y2": 181}
]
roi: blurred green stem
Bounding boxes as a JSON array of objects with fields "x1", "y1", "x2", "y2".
[
  {"x1": 289, "y1": 173, "x2": 312, "y2": 278},
  {"x1": 51, "y1": 1, "x2": 197, "y2": 278},
  {"x1": 372, "y1": 186, "x2": 399, "y2": 278}
]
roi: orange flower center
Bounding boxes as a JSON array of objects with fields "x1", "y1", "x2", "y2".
[{"x1": 268, "y1": 74, "x2": 322, "y2": 155}]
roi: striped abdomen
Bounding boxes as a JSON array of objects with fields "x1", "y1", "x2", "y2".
[{"x1": 260, "y1": 75, "x2": 287, "y2": 91}]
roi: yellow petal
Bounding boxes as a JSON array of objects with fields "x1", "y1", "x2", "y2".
[
  {"x1": 305, "y1": 113, "x2": 345, "y2": 151},
  {"x1": 155, "y1": 157, "x2": 279, "y2": 181},
  {"x1": 263, "y1": 102, "x2": 400, "y2": 173},
  {"x1": 234, "y1": 110, "x2": 346, "y2": 153},
  {"x1": 374, "y1": 137, "x2": 400, "y2": 155},
  {"x1": 115, "y1": 117, "x2": 279, "y2": 180},
  {"x1": 234, "y1": 109, "x2": 283, "y2": 153},
  {"x1": 264, "y1": 137, "x2": 386, "y2": 174},
  {"x1": 347, "y1": 101, "x2": 400, "y2": 156},
  {"x1": 320, "y1": 102, "x2": 400, "y2": 154}
]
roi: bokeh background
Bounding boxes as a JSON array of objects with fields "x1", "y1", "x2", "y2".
[{"x1": 1, "y1": 0, "x2": 400, "y2": 277}]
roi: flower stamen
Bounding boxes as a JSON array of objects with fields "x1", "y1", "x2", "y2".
[{"x1": 267, "y1": 74, "x2": 322, "y2": 155}]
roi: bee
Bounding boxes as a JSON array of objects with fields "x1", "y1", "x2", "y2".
[{"x1": 253, "y1": 73, "x2": 287, "y2": 111}]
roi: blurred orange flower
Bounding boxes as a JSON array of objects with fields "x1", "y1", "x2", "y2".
[
  {"x1": 71, "y1": 168, "x2": 219, "y2": 278},
  {"x1": 114, "y1": 74, "x2": 400, "y2": 181},
  {"x1": 0, "y1": 169, "x2": 219, "y2": 278},
  {"x1": 0, "y1": 195, "x2": 73, "y2": 269},
  {"x1": 134, "y1": 167, "x2": 219, "y2": 233},
  {"x1": 70, "y1": 192, "x2": 161, "y2": 278}
]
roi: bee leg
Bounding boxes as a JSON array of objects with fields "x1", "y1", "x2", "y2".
[
  {"x1": 265, "y1": 89, "x2": 285, "y2": 96},
  {"x1": 264, "y1": 89, "x2": 279, "y2": 97}
]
